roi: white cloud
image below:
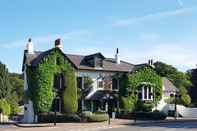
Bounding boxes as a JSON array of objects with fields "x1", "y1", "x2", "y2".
[{"x1": 113, "y1": 7, "x2": 193, "y2": 27}]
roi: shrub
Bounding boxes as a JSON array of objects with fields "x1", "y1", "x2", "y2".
[
  {"x1": 87, "y1": 113, "x2": 108, "y2": 122},
  {"x1": 180, "y1": 94, "x2": 191, "y2": 106},
  {"x1": 121, "y1": 95, "x2": 136, "y2": 112},
  {"x1": 0, "y1": 99, "x2": 11, "y2": 115},
  {"x1": 136, "y1": 101, "x2": 154, "y2": 112},
  {"x1": 38, "y1": 113, "x2": 81, "y2": 123},
  {"x1": 81, "y1": 111, "x2": 108, "y2": 122}
]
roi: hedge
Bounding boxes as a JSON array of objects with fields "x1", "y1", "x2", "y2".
[
  {"x1": 118, "y1": 111, "x2": 167, "y2": 120},
  {"x1": 81, "y1": 111, "x2": 108, "y2": 122},
  {"x1": 0, "y1": 99, "x2": 11, "y2": 115},
  {"x1": 27, "y1": 48, "x2": 78, "y2": 114},
  {"x1": 38, "y1": 113, "x2": 81, "y2": 123}
]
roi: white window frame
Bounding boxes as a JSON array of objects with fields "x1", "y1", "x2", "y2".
[
  {"x1": 97, "y1": 79, "x2": 104, "y2": 89},
  {"x1": 142, "y1": 86, "x2": 153, "y2": 101}
]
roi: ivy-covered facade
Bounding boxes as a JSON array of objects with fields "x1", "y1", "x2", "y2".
[{"x1": 22, "y1": 38, "x2": 177, "y2": 123}]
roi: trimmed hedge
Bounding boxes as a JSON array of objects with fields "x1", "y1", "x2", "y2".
[
  {"x1": 118, "y1": 111, "x2": 167, "y2": 120},
  {"x1": 38, "y1": 113, "x2": 81, "y2": 123},
  {"x1": 27, "y1": 48, "x2": 78, "y2": 113},
  {"x1": 81, "y1": 111, "x2": 108, "y2": 122}
]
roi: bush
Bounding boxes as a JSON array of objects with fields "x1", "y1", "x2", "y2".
[
  {"x1": 133, "y1": 111, "x2": 167, "y2": 120},
  {"x1": 180, "y1": 94, "x2": 191, "y2": 106},
  {"x1": 121, "y1": 95, "x2": 136, "y2": 112},
  {"x1": 38, "y1": 113, "x2": 81, "y2": 123},
  {"x1": 81, "y1": 111, "x2": 108, "y2": 122},
  {"x1": 0, "y1": 99, "x2": 11, "y2": 115},
  {"x1": 136, "y1": 101, "x2": 154, "y2": 112}
]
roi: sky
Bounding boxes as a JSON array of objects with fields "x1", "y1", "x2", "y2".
[{"x1": 0, "y1": 0, "x2": 197, "y2": 73}]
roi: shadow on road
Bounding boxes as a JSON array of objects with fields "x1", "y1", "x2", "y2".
[{"x1": 123, "y1": 120, "x2": 197, "y2": 129}]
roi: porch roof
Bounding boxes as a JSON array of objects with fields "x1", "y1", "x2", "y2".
[{"x1": 87, "y1": 90, "x2": 119, "y2": 101}]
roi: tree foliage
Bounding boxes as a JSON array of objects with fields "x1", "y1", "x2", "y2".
[
  {"x1": 0, "y1": 62, "x2": 12, "y2": 99},
  {"x1": 154, "y1": 61, "x2": 191, "y2": 89},
  {"x1": 9, "y1": 73, "x2": 24, "y2": 103},
  {"x1": 188, "y1": 68, "x2": 197, "y2": 105},
  {"x1": 154, "y1": 61, "x2": 192, "y2": 106},
  {"x1": 0, "y1": 62, "x2": 23, "y2": 115}
]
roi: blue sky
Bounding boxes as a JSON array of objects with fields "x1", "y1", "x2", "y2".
[{"x1": 0, "y1": 0, "x2": 197, "y2": 73}]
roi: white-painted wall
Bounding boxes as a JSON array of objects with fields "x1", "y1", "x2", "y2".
[
  {"x1": 77, "y1": 70, "x2": 117, "y2": 99},
  {"x1": 22, "y1": 66, "x2": 35, "y2": 123}
]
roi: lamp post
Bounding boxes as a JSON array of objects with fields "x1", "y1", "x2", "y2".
[
  {"x1": 105, "y1": 93, "x2": 110, "y2": 125},
  {"x1": 54, "y1": 96, "x2": 58, "y2": 126},
  {"x1": 170, "y1": 91, "x2": 180, "y2": 120},
  {"x1": 174, "y1": 91, "x2": 180, "y2": 120}
]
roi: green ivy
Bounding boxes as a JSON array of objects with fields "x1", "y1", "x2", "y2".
[
  {"x1": 128, "y1": 67, "x2": 162, "y2": 102},
  {"x1": 27, "y1": 48, "x2": 78, "y2": 114},
  {"x1": 119, "y1": 66, "x2": 162, "y2": 112}
]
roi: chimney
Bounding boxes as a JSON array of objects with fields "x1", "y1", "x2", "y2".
[
  {"x1": 26, "y1": 38, "x2": 34, "y2": 54},
  {"x1": 55, "y1": 38, "x2": 63, "y2": 50},
  {"x1": 148, "y1": 59, "x2": 154, "y2": 66},
  {"x1": 115, "y1": 48, "x2": 120, "y2": 64}
]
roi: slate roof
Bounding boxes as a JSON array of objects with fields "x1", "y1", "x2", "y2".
[
  {"x1": 22, "y1": 48, "x2": 135, "y2": 73},
  {"x1": 162, "y1": 77, "x2": 178, "y2": 92},
  {"x1": 66, "y1": 54, "x2": 135, "y2": 72}
]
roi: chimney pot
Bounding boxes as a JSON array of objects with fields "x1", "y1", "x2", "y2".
[
  {"x1": 115, "y1": 48, "x2": 120, "y2": 64},
  {"x1": 26, "y1": 38, "x2": 34, "y2": 54},
  {"x1": 54, "y1": 38, "x2": 63, "y2": 51},
  {"x1": 55, "y1": 38, "x2": 61, "y2": 46}
]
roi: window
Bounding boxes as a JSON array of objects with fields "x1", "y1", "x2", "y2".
[
  {"x1": 56, "y1": 57, "x2": 60, "y2": 65},
  {"x1": 142, "y1": 86, "x2": 153, "y2": 101},
  {"x1": 98, "y1": 80, "x2": 104, "y2": 88},
  {"x1": 95, "y1": 58, "x2": 103, "y2": 67},
  {"x1": 77, "y1": 77, "x2": 82, "y2": 89},
  {"x1": 112, "y1": 78, "x2": 119, "y2": 90},
  {"x1": 54, "y1": 73, "x2": 64, "y2": 90},
  {"x1": 52, "y1": 97, "x2": 62, "y2": 112}
]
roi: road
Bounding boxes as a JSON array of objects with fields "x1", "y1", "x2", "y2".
[
  {"x1": 1, "y1": 121, "x2": 197, "y2": 131},
  {"x1": 104, "y1": 121, "x2": 197, "y2": 131}
]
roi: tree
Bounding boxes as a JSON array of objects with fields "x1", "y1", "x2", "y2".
[
  {"x1": 9, "y1": 73, "x2": 24, "y2": 104},
  {"x1": 154, "y1": 61, "x2": 191, "y2": 90},
  {"x1": 188, "y1": 68, "x2": 197, "y2": 105},
  {"x1": 0, "y1": 62, "x2": 12, "y2": 99}
]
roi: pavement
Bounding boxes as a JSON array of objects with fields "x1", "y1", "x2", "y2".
[{"x1": 1, "y1": 118, "x2": 197, "y2": 131}]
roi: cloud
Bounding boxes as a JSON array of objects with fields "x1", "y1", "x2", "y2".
[
  {"x1": 0, "y1": 30, "x2": 90, "y2": 48},
  {"x1": 113, "y1": 7, "x2": 193, "y2": 27},
  {"x1": 115, "y1": 33, "x2": 197, "y2": 72}
]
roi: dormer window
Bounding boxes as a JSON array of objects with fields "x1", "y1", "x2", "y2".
[
  {"x1": 95, "y1": 57, "x2": 103, "y2": 67},
  {"x1": 81, "y1": 53, "x2": 105, "y2": 68}
]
